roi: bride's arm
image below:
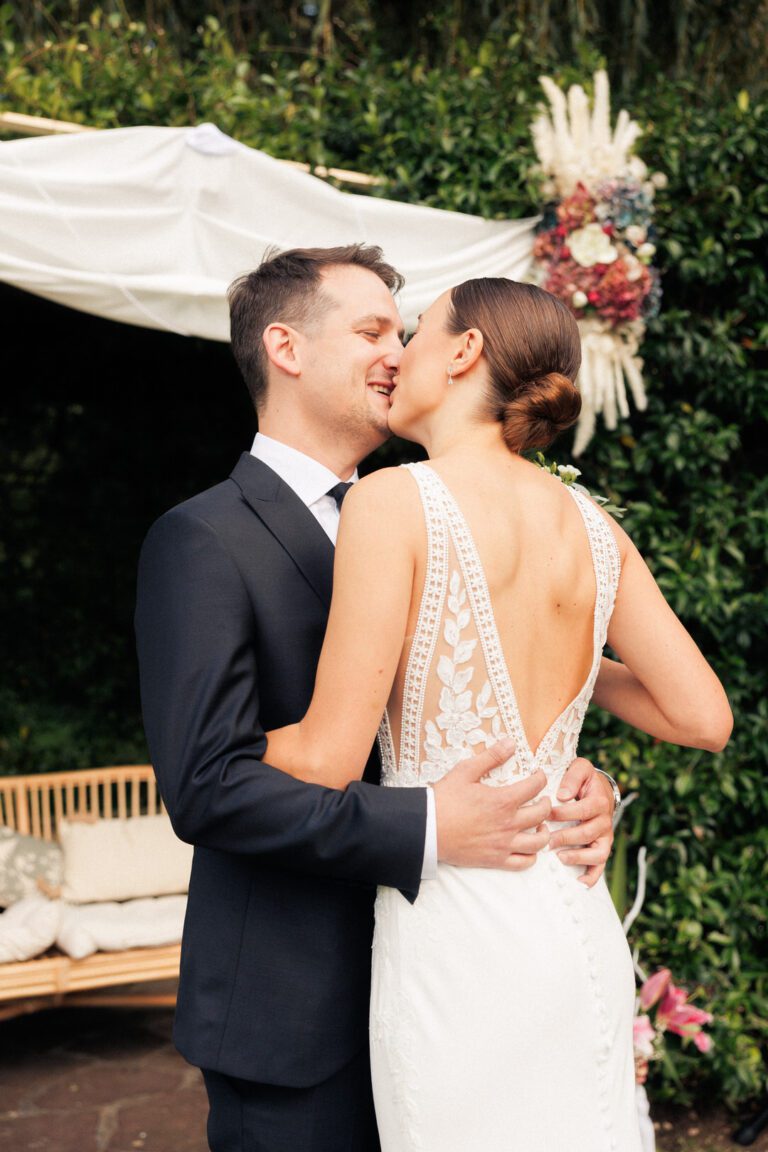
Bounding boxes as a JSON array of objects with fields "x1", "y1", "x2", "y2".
[
  {"x1": 266, "y1": 468, "x2": 420, "y2": 788},
  {"x1": 592, "y1": 520, "x2": 733, "y2": 751}
]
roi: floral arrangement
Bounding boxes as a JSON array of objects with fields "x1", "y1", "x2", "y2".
[
  {"x1": 634, "y1": 968, "x2": 714, "y2": 1086},
  {"x1": 530, "y1": 71, "x2": 666, "y2": 455},
  {"x1": 532, "y1": 178, "x2": 662, "y2": 329}
]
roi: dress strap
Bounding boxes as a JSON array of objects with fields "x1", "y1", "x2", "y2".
[
  {"x1": 398, "y1": 463, "x2": 450, "y2": 774},
  {"x1": 565, "y1": 488, "x2": 622, "y2": 645}
]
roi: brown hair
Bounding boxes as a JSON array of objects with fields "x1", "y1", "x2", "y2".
[
  {"x1": 228, "y1": 244, "x2": 404, "y2": 411},
  {"x1": 445, "y1": 279, "x2": 582, "y2": 453}
]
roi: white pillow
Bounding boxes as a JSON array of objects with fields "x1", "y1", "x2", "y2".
[
  {"x1": 0, "y1": 827, "x2": 63, "y2": 906},
  {"x1": 58, "y1": 815, "x2": 193, "y2": 904},
  {"x1": 56, "y1": 895, "x2": 187, "y2": 960},
  {"x1": 0, "y1": 895, "x2": 62, "y2": 963}
]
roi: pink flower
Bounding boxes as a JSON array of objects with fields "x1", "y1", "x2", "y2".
[
  {"x1": 556, "y1": 183, "x2": 597, "y2": 230},
  {"x1": 585, "y1": 257, "x2": 651, "y2": 324},
  {"x1": 635, "y1": 968, "x2": 714, "y2": 1063},
  {"x1": 656, "y1": 982, "x2": 687, "y2": 1021},
  {"x1": 639, "y1": 968, "x2": 671, "y2": 1010},
  {"x1": 656, "y1": 982, "x2": 713, "y2": 1044},
  {"x1": 663, "y1": 1002, "x2": 714, "y2": 1036},
  {"x1": 633, "y1": 1014, "x2": 656, "y2": 1059}
]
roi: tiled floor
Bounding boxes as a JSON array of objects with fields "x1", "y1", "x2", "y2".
[{"x1": 0, "y1": 1007, "x2": 208, "y2": 1151}]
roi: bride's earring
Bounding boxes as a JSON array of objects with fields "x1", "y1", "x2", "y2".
[{"x1": 447, "y1": 365, "x2": 455, "y2": 384}]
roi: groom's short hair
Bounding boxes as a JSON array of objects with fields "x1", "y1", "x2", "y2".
[{"x1": 228, "y1": 244, "x2": 404, "y2": 411}]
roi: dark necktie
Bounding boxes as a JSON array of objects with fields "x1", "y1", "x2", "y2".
[{"x1": 327, "y1": 481, "x2": 353, "y2": 511}]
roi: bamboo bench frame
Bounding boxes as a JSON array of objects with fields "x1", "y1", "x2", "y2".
[{"x1": 0, "y1": 766, "x2": 181, "y2": 1021}]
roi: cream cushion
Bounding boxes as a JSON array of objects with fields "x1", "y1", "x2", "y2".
[
  {"x1": 0, "y1": 828, "x2": 63, "y2": 906},
  {"x1": 58, "y1": 814, "x2": 193, "y2": 904},
  {"x1": 56, "y1": 895, "x2": 187, "y2": 960},
  {"x1": 0, "y1": 895, "x2": 61, "y2": 963}
]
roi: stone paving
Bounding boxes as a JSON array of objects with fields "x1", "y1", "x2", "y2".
[
  {"x1": 0, "y1": 1007, "x2": 208, "y2": 1151},
  {"x1": 2, "y1": 1007, "x2": 767, "y2": 1151}
]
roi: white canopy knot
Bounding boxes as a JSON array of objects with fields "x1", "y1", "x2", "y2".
[{"x1": 185, "y1": 123, "x2": 240, "y2": 157}]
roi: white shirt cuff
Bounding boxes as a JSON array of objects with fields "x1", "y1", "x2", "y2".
[{"x1": 421, "y1": 786, "x2": 438, "y2": 880}]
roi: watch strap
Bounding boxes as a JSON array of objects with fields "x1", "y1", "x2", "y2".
[{"x1": 595, "y1": 767, "x2": 622, "y2": 812}]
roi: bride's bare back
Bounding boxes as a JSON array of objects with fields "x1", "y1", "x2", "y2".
[{"x1": 388, "y1": 455, "x2": 598, "y2": 767}]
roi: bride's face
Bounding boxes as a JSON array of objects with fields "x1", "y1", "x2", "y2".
[{"x1": 388, "y1": 291, "x2": 455, "y2": 441}]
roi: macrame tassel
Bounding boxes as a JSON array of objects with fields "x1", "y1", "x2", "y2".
[{"x1": 574, "y1": 323, "x2": 648, "y2": 456}]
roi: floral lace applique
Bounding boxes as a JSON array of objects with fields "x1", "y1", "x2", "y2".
[{"x1": 421, "y1": 571, "x2": 503, "y2": 781}]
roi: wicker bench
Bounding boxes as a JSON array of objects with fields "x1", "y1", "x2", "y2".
[{"x1": 0, "y1": 765, "x2": 181, "y2": 1021}]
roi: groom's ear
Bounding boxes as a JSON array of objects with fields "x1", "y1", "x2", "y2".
[{"x1": 263, "y1": 322, "x2": 302, "y2": 378}]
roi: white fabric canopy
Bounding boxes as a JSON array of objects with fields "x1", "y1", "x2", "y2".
[{"x1": 0, "y1": 123, "x2": 538, "y2": 339}]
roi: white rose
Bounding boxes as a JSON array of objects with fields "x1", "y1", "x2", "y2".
[
  {"x1": 623, "y1": 254, "x2": 644, "y2": 282},
  {"x1": 557, "y1": 464, "x2": 582, "y2": 483},
  {"x1": 571, "y1": 290, "x2": 588, "y2": 309},
  {"x1": 625, "y1": 224, "x2": 647, "y2": 246},
  {"x1": 568, "y1": 223, "x2": 618, "y2": 268},
  {"x1": 637, "y1": 242, "x2": 656, "y2": 260},
  {"x1": 651, "y1": 171, "x2": 668, "y2": 189}
]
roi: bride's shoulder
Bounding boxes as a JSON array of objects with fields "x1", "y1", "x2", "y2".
[
  {"x1": 349, "y1": 465, "x2": 421, "y2": 505},
  {"x1": 342, "y1": 466, "x2": 423, "y2": 533}
]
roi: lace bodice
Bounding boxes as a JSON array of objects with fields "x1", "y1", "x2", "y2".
[{"x1": 377, "y1": 462, "x2": 621, "y2": 789}]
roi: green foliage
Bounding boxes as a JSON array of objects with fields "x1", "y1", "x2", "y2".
[
  {"x1": 7, "y1": 1, "x2": 768, "y2": 97},
  {"x1": 1, "y1": 3, "x2": 766, "y2": 1109},
  {"x1": 575, "y1": 85, "x2": 768, "y2": 1106}
]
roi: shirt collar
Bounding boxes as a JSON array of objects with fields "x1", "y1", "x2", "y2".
[{"x1": 250, "y1": 433, "x2": 358, "y2": 507}]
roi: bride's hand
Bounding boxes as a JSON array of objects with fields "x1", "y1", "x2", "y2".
[{"x1": 547, "y1": 758, "x2": 615, "y2": 887}]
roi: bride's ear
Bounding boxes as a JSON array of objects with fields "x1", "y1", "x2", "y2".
[
  {"x1": 263, "y1": 322, "x2": 302, "y2": 378},
  {"x1": 449, "y1": 328, "x2": 484, "y2": 379}
]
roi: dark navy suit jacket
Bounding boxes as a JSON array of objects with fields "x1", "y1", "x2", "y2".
[{"x1": 135, "y1": 453, "x2": 426, "y2": 1087}]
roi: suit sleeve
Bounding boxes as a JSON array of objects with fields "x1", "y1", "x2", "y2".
[{"x1": 134, "y1": 505, "x2": 426, "y2": 899}]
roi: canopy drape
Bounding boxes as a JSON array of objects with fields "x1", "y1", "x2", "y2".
[{"x1": 0, "y1": 123, "x2": 538, "y2": 339}]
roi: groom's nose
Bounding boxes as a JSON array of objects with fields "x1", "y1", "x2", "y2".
[{"x1": 382, "y1": 341, "x2": 403, "y2": 370}]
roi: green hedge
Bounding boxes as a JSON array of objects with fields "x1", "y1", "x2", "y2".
[{"x1": 1, "y1": 9, "x2": 766, "y2": 1106}]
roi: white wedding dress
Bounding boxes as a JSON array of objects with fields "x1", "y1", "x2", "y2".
[{"x1": 370, "y1": 463, "x2": 642, "y2": 1152}]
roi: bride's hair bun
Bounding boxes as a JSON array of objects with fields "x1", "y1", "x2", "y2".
[
  {"x1": 502, "y1": 372, "x2": 582, "y2": 454},
  {"x1": 445, "y1": 279, "x2": 583, "y2": 454}
]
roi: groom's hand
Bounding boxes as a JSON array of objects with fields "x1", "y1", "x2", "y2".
[
  {"x1": 432, "y1": 739, "x2": 550, "y2": 871},
  {"x1": 548, "y1": 758, "x2": 615, "y2": 888}
]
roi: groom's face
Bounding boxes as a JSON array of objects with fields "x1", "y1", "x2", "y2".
[{"x1": 295, "y1": 264, "x2": 405, "y2": 456}]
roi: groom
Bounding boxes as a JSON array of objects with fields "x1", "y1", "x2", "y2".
[{"x1": 135, "y1": 244, "x2": 618, "y2": 1152}]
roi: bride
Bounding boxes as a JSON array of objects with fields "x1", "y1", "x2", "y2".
[{"x1": 265, "y1": 278, "x2": 732, "y2": 1151}]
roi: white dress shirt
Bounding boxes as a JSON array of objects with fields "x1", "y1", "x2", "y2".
[{"x1": 251, "y1": 433, "x2": 437, "y2": 878}]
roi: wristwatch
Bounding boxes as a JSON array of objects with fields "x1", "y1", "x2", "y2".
[{"x1": 595, "y1": 768, "x2": 622, "y2": 813}]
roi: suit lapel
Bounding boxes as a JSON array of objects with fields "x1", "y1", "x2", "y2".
[{"x1": 230, "y1": 453, "x2": 334, "y2": 609}]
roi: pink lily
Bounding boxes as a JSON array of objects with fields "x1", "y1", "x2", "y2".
[
  {"x1": 633, "y1": 1014, "x2": 656, "y2": 1059},
  {"x1": 663, "y1": 1003, "x2": 714, "y2": 1037},
  {"x1": 657, "y1": 983, "x2": 713, "y2": 1042},
  {"x1": 693, "y1": 1031, "x2": 713, "y2": 1054},
  {"x1": 656, "y1": 983, "x2": 687, "y2": 1023},
  {"x1": 639, "y1": 968, "x2": 671, "y2": 1011}
]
